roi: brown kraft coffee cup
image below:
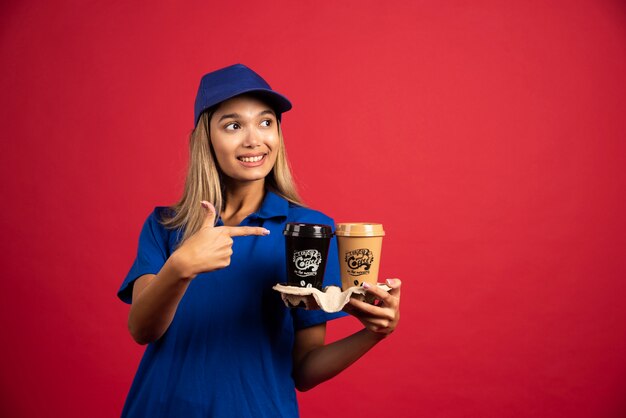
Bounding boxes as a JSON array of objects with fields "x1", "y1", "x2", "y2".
[{"x1": 335, "y1": 223, "x2": 385, "y2": 290}]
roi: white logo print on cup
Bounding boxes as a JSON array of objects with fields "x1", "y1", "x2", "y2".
[{"x1": 293, "y1": 249, "x2": 322, "y2": 285}]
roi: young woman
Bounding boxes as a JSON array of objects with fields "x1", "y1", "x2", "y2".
[{"x1": 118, "y1": 64, "x2": 401, "y2": 417}]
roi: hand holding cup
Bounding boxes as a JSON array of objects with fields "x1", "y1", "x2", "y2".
[{"x1": 343, "y1": 278, "x2": 402, "y2": 339}]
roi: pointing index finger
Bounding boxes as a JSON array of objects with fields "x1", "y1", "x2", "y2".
[{"x1": 225, "y1": 226, "x2": 271, "y2": 237}]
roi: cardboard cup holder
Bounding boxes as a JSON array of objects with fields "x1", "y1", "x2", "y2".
[{"x1": 272, "y1": 283, "x2": 391, "y2": 313}]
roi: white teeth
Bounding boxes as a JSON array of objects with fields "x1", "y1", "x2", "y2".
[{"x1": 239, "y1": 155, "x2": 264, "y2": 163}]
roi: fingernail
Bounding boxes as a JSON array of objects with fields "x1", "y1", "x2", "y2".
[
  {"x1": 386, "y1": 279, "x2": 396, "y2": 286},
  {"x1": 362, "y1": 282, "x2": 371, "y2": 289},
  {"x1": 263, "y1": 228, "x2": 270, "y2": 235}
]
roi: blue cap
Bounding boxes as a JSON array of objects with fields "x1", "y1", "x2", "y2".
[{"x1": 193, "y1": 64, "x2": 292, "y2": 126}]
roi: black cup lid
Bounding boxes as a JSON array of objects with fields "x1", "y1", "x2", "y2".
[{"x1": 283, "y1": 222, "x2": 333, "y2": 238}]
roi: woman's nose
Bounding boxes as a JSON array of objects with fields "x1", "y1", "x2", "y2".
[{"x1": 243, "y1": 129, "x2": 261, "y2": 148}]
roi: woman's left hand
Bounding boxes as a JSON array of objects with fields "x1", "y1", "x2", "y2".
[{"x1": 343, "y1": 278, "x2": 401, "y2": 339}]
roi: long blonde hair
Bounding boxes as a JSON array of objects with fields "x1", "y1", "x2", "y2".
[{"x1": 161, "y1": 107, "x2": 303, "y2": 243}]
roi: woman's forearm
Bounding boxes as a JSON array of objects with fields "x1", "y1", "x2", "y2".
[
  {"x1": 293, "y1": 328, "x2": 385, "y2": 392},
  {"x1": 127, "y1": 255, "x2": 192, "y2": 345}
]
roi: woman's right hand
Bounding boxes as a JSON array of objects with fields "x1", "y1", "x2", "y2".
[{"x1": 170, "y1": 201, "x2": 269, "y2": 279}]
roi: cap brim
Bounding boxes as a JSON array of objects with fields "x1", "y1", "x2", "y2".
[
  {"x1": 236, "y1": 88, "x2": 292, "y2": 115},
  {"x1": 195, "y1": 88, "x2": 292, "y2": 127}
]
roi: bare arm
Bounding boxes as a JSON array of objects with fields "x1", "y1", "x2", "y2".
[
  {"x1": 292, "y1": 323, "x2": 386, "y2": 392},
  {"x1": 292, "y1": 279, "x2": 402, "y2": 391},
  {"x1": 127, "y1": 257, "x2": 191, "y2": 345},
  {"x1": 127, "y1": 201, "x2": 269, "y2": 345}
]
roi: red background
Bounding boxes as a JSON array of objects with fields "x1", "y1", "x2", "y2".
[{"x1": 1, "y1": 1, "x2": 625, "y2": 417}]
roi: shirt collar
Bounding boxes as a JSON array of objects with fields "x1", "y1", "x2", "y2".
[{"x1": 256, "y1": 190, "x2": 290, "y2": 220}]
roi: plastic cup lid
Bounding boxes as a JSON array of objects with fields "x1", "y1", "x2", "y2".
[
  {"x1": 335, "y1": 223, "x2": 385, "y2": 237},
  {"x1": 283, "y1": 222, "x2": 333, "y2": 238}
]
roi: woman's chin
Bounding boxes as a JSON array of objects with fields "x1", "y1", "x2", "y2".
[
  {"x1": 222, "y1": 163, "x2": 275, "y2": 184},
  {"x1": 223, "y1": 171, "x2": 271, "y2": 184}
]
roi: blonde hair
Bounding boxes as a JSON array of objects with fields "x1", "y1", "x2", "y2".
[{"x1": 162, "y1": 108, "x2": 303, "y2": 243}]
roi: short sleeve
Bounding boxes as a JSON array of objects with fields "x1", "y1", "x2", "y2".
[
  {"x1": 117, "y1": 209, "x2": 171, "y2": 304},
  {"x1": 291, "y1": 222, "x2": 348, "y2": 330}
]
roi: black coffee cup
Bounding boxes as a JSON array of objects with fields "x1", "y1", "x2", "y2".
[{"x1": 283, "y1": 223, "x2": 333, "y2": 290}]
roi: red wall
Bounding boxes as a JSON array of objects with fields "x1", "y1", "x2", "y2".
[{"x1": 1, "y1": 1, "x2": 625, "y2": 417}]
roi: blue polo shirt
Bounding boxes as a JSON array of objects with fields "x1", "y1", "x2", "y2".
[{"x1": 118, "y1": 191, "x2": 345, "y2": 418}]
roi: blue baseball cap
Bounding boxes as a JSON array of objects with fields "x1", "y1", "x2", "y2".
[{"x1": 194, "y1": 64, "x2": 292, "y2": 126}]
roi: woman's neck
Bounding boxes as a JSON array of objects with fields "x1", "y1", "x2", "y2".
[{"x1": 221, "y1": 179, "x2": 265, "y2": 226}]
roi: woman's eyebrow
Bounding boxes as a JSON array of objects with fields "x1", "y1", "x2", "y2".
[
  {"x1": 217, "y1": 109, "x2": 275, "y2": 122},
  {"x1": 218, "y1": 113, "x2": 240, "y2": 122}
]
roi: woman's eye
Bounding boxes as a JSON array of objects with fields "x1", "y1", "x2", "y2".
[
  {"x1": 225, "y1": 122, "x2": 240, "y2": 130},
  {"x1": 260, "y1": 119, "x2": 272, "y2": 127}
]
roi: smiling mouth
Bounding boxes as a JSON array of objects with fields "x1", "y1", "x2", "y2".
[{"x1": 237, "y1": 154, "x2": 267, "y2": 163}]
